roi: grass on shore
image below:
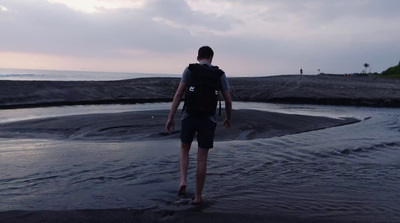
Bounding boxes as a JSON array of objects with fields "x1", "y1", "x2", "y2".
[{"x1": 380, "y1": 63, "x2": 400, "y2": 78}]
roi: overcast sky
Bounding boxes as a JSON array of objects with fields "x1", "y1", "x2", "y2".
[{"x1": 1, "y1": 0, "x2": 399, "y2": 76}]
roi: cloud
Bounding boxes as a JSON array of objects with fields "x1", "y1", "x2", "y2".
[
  {"x1": 1, "y1": 0, "x2": 192, "y2": 56},
  {"x1": 0, "y1": 5, "x2": 8, "y2": 11},
  {"x1": 0, "y1": 0, "x2": 236, "y2": 56},
  {"x1": 47, "y1": 0, "x2": 146, "y2": 13},
  {"x1": 0, "y1": 0, "x2": 399, "y2": 75}
]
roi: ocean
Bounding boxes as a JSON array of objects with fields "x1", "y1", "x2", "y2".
[
  {"x1": 0, "y1": 68, "x2": 180, "y2": 81},
  {"x1": 0, "y1": 102, "x2": 399, "y2": 223}
]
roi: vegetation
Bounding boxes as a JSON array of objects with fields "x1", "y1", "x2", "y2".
[
  {"x1": 380, "y1": 61, "x2": 400, "y2": 78},
  {"x1": 363, "y1": 63, "x2": 370, "y2": 73}
]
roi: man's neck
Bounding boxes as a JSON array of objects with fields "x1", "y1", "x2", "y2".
[{"x1": 198, "y1": 59, "x2": 212, "y2": 64}]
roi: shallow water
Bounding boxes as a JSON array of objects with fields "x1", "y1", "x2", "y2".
[{"x1": 1, "y1": 103, "x2": 399, "y2": 223}]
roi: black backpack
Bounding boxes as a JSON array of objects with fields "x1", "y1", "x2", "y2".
[{"x1": 183, "y1": 63, "x2": 224, "y2": 117}]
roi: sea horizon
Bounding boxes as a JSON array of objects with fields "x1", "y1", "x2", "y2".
[{"x1": 0, "y1": 67, "x2": 182, "y2": 81}]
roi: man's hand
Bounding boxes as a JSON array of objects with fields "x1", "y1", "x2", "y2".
[
  {"x1": 165, "y1": 119, "x2": 175, "y2": 134},
  {"x1": 223, "y1": 118, "x2": 231, "y2": 129}
]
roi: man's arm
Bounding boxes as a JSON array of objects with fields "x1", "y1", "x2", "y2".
[
  {"x1": 166, "y1": 82, "x2": 187, "y2": 134},
  {"x1": 222, "y1": 89, "x2": 232, "y2": 129}
]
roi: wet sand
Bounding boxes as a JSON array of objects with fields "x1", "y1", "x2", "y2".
[
  {"x1": 1, "y1": 74, "x2": 394, "y2": 223},
  {"x1": 0, "y1": 108, "x2": 361, "y2": 223},
  {"x1": 0, "y1": 208, "x2": 345, "y2": 223},
  {"x1": 0, "y1": 109, "x2": 359, "y2": 142}
]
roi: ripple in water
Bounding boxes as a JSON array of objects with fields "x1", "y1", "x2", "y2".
[{"x1": 0, "y1": 105, "x2": 400, "y2": 223}]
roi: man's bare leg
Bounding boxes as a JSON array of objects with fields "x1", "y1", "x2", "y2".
[
  {"x1": 194, "y1": 147, "x2": 209, "y2": 204},
  {"x1": 178, "y1": 142, "x2": 191, "y2": 195}
]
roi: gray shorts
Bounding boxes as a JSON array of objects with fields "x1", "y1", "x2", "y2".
[{"x1": 180, "y1": 115, "x2": 217, "y2": 149}]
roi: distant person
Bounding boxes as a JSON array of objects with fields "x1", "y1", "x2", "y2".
[
  {"x1": 300, "y1": 68, "x2": 303, "y2": 75},
  {"x1": 165, "y1": 46, "x2": 232, "y2": 204}
]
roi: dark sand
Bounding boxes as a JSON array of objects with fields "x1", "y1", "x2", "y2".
[
  {"x1": 0, "y1": 74, "x2": 391, "y2": 223},
  {"x1": 0, "y1": 208, "x2": 347, "y2": 223},
  {"x1": 0, "y1": 109, "x2": 359, "y2": 223},
  {"x1": 1, "y1": 75, "x2": 400, "y2": 109},
  {"x1": 0, "y1": 109, "x2": 359, "y2": 142}
]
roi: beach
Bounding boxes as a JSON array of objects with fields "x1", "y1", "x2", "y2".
[
  {"x1": 1, "y1": 75, "x2": 400, "y2": 109},
  {"x1": 0, "y1": 109, "x2": 358, "y2": 142},
  {"x1": 1, "y1": 75, "x2": 400, "y2": 223},
  {"x1": 0, "y1": 208, "x2": 353, "y2": 223}
]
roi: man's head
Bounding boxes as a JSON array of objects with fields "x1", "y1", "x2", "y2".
[{"x1": 197, "y1": 46, "x2": 214, "y2": 62}]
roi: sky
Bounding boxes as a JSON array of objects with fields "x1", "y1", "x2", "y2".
[{"x1": 0, "y1": 0, "x2": 399, "y2": 76}]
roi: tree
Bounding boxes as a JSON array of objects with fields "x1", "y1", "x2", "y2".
[{"x1": 363, "y1": 63, "x2": 370, "y2": 73}]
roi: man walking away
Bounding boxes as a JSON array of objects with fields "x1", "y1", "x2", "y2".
[{"x1": 165, "y1": 46, "x2": 232, "y2": 204}]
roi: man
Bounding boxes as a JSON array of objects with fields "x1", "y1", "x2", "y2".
[{"x1": 165, "y1": 46, "x2": 232, "y2": 204}]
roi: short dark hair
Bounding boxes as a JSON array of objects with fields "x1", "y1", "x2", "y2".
[{"x1": 198, "y1": 46, "x2": 214, "y2": 60}]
